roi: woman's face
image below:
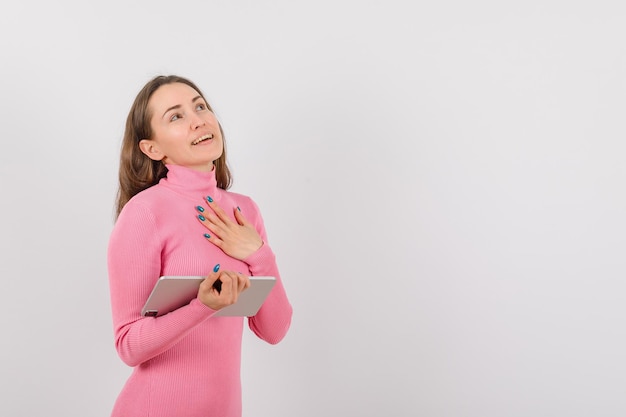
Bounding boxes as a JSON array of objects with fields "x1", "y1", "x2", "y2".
[{"x1": 139, "y1": 82, "x2": 224, "y2": 172}]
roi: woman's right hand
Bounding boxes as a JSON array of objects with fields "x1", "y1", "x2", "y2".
[{"x1": 198, "y1": 266, "x2": 250, "y2": 311}]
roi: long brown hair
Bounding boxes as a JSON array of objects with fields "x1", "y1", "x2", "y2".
[{"x1": 115, "y1": 75, "x2": 232, "y2": 218}]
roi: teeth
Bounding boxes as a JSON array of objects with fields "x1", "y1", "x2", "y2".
[{"x1": 192, "y1": 134, "x2": 213, "y2": 145}]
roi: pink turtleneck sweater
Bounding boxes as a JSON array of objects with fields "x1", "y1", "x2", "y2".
[{"x1": 107, "y1": 164, "x2": 292, "y2": 417}]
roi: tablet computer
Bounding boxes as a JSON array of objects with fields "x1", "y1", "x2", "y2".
[{"x1": 141, "y1": 275, "x2": 276, "y2": 317}]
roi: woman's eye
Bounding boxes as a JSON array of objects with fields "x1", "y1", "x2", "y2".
[
  {"x1": 196, "y1": 103, "x2": 206, "y2": 111},
  {"x1": 170, "y1": 113, "x2": 181, "y2": 122}
]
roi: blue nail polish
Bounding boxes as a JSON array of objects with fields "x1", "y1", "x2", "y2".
[
  {"x1": 198, "y1": 214, "x2": 206, "y2": 221},
  {"x1": 213, "y1": 264, "x2": 220, "y2": 272},
  {"x1": 204, "y1": 233, "x2": 211, "y2": 239},
  {"x1": 206, "y1": 196, "x2": 214, "y2": 203},
  {"x1": 196, "y1": 206, "x2": 204, "y2": 212},
  {"x1": 237, "y1": 206, "x2": 241, "y2": 212}
]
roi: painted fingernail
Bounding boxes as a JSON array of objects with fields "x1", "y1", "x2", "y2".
[
  {"x1": 198, "y1": 214, "x2": 206, "y2": 221},
  {"x1": 206, "y1": 196, "x2": 214, "y2": 203},
  {"x1": 237, "y1": 206, "x2": 241, "y2": 212},
  {"x1": 204, "y1": 233, "x2": 211, "y2": 239},
  {"x1": 196, "y1": 206, "x2": 204, "y2": 212},
  {"x1": 213, "y1": 264, "x2": 220, "y2": 272}
]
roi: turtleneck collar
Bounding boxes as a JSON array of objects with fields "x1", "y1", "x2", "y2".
[{"x1": 159, "y1": 164, "x2": 219, "y2": 199}]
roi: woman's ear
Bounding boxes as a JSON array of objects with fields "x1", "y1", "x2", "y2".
[{"x1": 139, "y1": 139, "x2": 165, "y2": 161}]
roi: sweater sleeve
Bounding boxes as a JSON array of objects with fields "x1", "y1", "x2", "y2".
[
  {"x1": 243, "y1": 199, "x2": 293, "y2": 345},
  {"x1": 107, "y1": 200, "x2": 216, "y2": 367}
]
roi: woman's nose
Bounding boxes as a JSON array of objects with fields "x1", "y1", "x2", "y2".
[{"x1": 190, "y1": 113, "x2": 205, "y2": 129}]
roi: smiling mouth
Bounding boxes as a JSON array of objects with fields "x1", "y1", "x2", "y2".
[{"x1": 192, "y1": 134, "x2": 214, "y2": 145}]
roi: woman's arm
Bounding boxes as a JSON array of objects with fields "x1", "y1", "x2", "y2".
[
  {"x1": 244, "y1": 243, "x2": 293, "y2": 344},
  {"x1": 107, "y1": 201, "x2": 216, "y2": 367}
]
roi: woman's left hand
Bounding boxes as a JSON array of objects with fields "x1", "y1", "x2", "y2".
[{"x1": 196, "y1": 197, "x2": 263, "y2": 260}]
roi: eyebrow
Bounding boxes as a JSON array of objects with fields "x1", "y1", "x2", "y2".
[{"x1": 162, "y1": 95, "x2": 204, "y2": 119}]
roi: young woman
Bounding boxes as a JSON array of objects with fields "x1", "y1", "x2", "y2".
[{"x1": 108, "y1": 75, "x2": 292, "y2": 417}]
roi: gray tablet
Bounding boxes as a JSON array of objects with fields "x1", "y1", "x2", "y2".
[{"x1": 141, "y1": 275, "x2": 276, "y2": 317}]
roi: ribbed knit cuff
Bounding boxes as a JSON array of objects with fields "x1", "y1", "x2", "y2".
[
  {"x1": 243, "y1": 243, "x2": 276, "y2": 276},
  {"x1": 189, "y1": 297, "x2": 219, "y2": 316}
]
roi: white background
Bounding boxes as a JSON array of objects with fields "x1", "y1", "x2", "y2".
[{"x1": 1, "y1": 1, "x2": 625, "y2": 416}]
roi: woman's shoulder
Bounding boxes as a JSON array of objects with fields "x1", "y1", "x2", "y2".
[
  {"x1": 221, "y1": 188, "x2": 253, "y2": 202},
  {"x1": 220, "y1": 189, "x2": 262, "y2": 215},
  {"x1": 221, "y1": 188, "x2": 258, "y2": 204},
  {"x1": 119, "y1": 184, "x2": 171, "y2": 217}
]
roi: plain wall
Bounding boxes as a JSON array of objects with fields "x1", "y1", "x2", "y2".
[{"x1": 1, "y1": 1, "x2": 625, "y2": 416}]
